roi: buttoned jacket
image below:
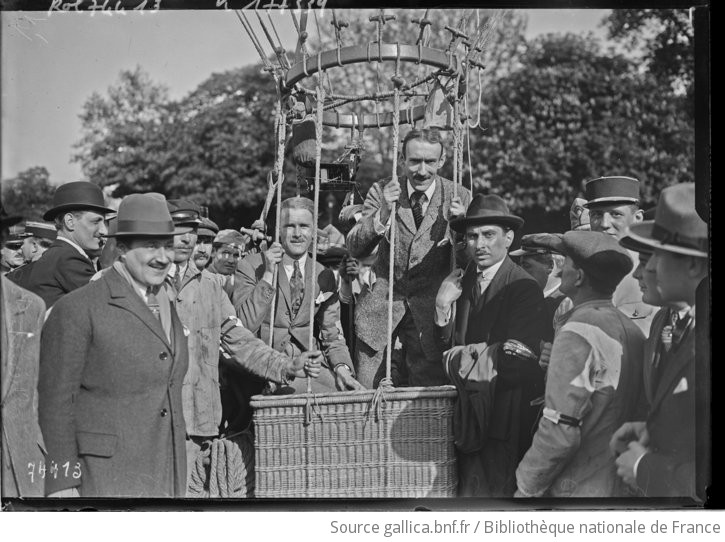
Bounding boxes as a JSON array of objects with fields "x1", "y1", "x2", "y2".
[
  {"x1": 346, "y1": 177, "x2": 471, "y2": 355},
  {"x1": 38, "y1": 268, "x2": 188, "y2": 497}
]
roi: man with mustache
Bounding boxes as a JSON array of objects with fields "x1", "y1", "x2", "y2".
[
  {"x1": 1, "y1": 227, "x2": 25, "y2": 275},
  {"x1": 435, "y1": 194, "x2": 547, "y2": 497},
  {"x1": 15, "y1": 181, "x2": 114, "y2": 309},
  {"x1": 38, "y1": 193, "x2": 191, "y2": 497},
  {"x1": 192, "y1": 217, "x2": 218, "y2": 269},
  {"x1": 346, "y1": 128, "x2": 470, "y2": 388},
  {"x1": 234, "y1": 196, "x2": 362, "y2": 394},
  {"x1": 164, "y1": 199, "x2": 322, "y2": 492}
]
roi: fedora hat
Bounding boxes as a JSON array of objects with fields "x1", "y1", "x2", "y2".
[
  {"x1": 107, "y1": 193, "x2": 192, "y2": 238},
  {"x1": 43, "y1": 181, "x2": 115, "y2": 221},
  {"x1": 584, "y1": 176, "x2": 640, "y2": 208},
  {"x1": 618, "y1": 206, "x2": 656, "y2": 254},
  {"x1": 1, "y1": 203, "x2": 23, "y2": 231},
  {"x1": 450, "y1": 194, "x2": 524, "y2": 233},
  {"x1": 625, "y1": 183, "x2": 707, "y2": 258}
]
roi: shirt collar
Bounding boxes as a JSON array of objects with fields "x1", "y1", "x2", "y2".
[
  {"x1": 282, "y1": 252, "x2": 307, "y2": 275},
  {"x1": 57, "y1": 235, "x2": 90, "y2": 259},
  {"x1": 113, "y1": 261, "x2": 151, "y2": 302},
  {"x1": 477, "y1": 257, "x2": 505, "y2": 281},
  {"x1": 407, "y1": 179, "x2": 436, "y2": 202}
]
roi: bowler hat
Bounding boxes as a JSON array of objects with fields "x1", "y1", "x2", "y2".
[
  {"x1": 0, "y1": 204, "x2": 22, "y2": 231},
  {"x1": 450, "y1": 194, "x2": 524, "y2": 233},
  {"x1": 166, "y1": 199, "x2": 202, "y2": 226},
  {"x1": 584, "y1": 176, "x2": 640, "y2": 208},
  {"x1": 43, "y1": 181, "x2": 115, "y2": 221},
  {"x1": 107, "y1": 193, "x2": 192, "y2": 238},
  {"x1": 624, "y1": 183, "x2": 707, "y2": 258}
]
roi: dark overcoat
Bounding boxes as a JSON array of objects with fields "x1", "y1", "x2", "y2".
[
  {"x1": 1, "y1": 276, "x2": 46, "y2": 497},
  {"x1": 637, "y1": 307, "x2": 697, "y2": 497},
  {"x1": 14, "y1": 238, "x2": 95, "y2": 309},
  {"x1": 38, "y1": 267, "x2": 188, "y2": 497},
  {"x1": 439, "y1": 256, "x2": 547, "y2": 497}
]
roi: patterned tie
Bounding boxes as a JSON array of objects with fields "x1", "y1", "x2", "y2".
[
  {"x1": 146, "y1": 286, "x2": 161, "y2": 320},
  {"x1": 410, "y1": 191, "x2": 425, "y2": 230},
  {"x1": 173, "y1": 265, "x2": 182, "y2": 293},
  {"x1": 290, "y1": 260, "x2": 304, "y2": 320}
]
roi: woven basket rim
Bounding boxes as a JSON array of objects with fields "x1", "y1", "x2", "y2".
[{"x1": 250, "y1": 385, "x2": 457, "y2": 409}]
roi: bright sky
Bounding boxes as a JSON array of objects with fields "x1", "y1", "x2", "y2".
[{"x1": 1, "y1": 8, "x2": 609, "y2": 185}]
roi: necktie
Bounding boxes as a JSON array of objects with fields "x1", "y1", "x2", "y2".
[
  {"x1": 410, "y1": 191, "x2": 425, "y2": 230},
  {"x1": 173, "y1": 266, "x2": 182, "y2": 292},
  {"x1": 146, "y1": 286, "x2": 161, "y2": 320},
  {"x1": 290, "y1": 260, "x2": 304, "y2": 320},
  {"x1": 672, "y1": 312, "x2": 692, "y2": 348}
]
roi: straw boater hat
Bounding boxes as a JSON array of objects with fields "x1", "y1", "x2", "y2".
[
  {"x1": 43, "y1": 181, "x2": 115, "y2": 221},
  {"x1": 106, "y1": 193, "x2": 191, "y2": 238},
  {"x1": 449, "y1": 194, "x2": 524, "y2": 233},
  {"x1": 623, "y1": 183, "x2": 707, "y2": 259},
  {"x1": 583, "y1": 176, "x2": 640, "y2": 208}
]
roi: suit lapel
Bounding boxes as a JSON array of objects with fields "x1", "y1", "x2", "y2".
[
  {"x1": 454, "y1": 262, "x2": 478, "y2": 346},
  {"x1": 396, "y1": 181, "x2": 417, "y2": 235},
  {"x1": 649, "y1": 323, "x2": 694, "y2": 415},
  {"x1": 276, "y1": 262, "x2": 293, "y2": 316},
  {"x1": 414, "y1": 177, "x2": 442, "y2": 240},
  {"x1": 106, "y1": 268, "x2": 172, "y2": 349},
  {"x1": 643, "y1": 310, "x2": 668, "y2": 404}
]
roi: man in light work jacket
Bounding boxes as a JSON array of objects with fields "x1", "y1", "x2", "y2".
[
  {"x1": 18, "y1": 181, "x2": 114, "y2": 309},
  {"x1": 164, "y1": 199, "x2": 322, "y2": 492},
  {"x1": 38, "y1": 194, "x2": 190, "y2": 497},
  {"x1": 515, "y1": 231, "x2": 644, "y2": 497},
  {"x1": 611, "y1": 183, "x2": 708, "y2": 499},
  {"x1": 234, "y1": 196, "x2": 362, "y2": 394},
  {"x1": 346, "y1": 128, "x2": 470, "y2": 387}
]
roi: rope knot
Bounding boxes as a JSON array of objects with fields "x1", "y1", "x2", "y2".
[{"x1": 365, "y1": 378, "x2": 394, "y2": 426}]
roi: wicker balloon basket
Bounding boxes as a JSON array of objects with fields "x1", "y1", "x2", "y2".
[{"x1": 250, "y1": 385, "x2": 458, "y2": 498}]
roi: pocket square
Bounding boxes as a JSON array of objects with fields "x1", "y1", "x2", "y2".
[
  {"x1": 673, "y1": 377, "x2": 688, "y2": 394},
  {"x1": 183, "y1": 326, "x2": 190, "y2": 337}
]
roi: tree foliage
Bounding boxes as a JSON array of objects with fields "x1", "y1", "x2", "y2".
[
  {"x1": 472, "y1": 32, "x2": 694, "y2": 216},
  {"x1": 1, "y1": 166, "x2": 56, "y2": 221}
]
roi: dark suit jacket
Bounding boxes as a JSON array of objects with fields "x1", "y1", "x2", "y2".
[
  {"x1": 346, "y1": 177, "x2": 471, "y2": 356},
  {"x1": 233, "y1": 253, "x2": 354, "y2": 393},
  {"x1": 438, "y1": 256, "x2": 547, "y2": 496},
  {"x1": 1, "y1": 276, "x2": 46, "y2": 497},
  {"x1": 38, "y1": 268, "x2": 189, "y2": 497},
  {"x1": 637, "y1": 307, "x2": 697, "y2": 497},
  {"x1": 15, "y1": 238, "x2": 95, "y2": 309}
]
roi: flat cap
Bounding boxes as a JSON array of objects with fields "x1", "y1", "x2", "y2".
[
  {"x1": 198, "y1": 217, "x2": 220, "y2": 238},
  {"x1": 213, "y1": 229, "x2": 247, "y2": 247},
  {"x1": 166, "y1": 199, "x2": 202, "y2": 226},
  {"x1": 563, "y1": 231, "x2": 633, "y2": 291},
  {"x1": 584, "y1": 176, "x2": 640, "y2": 208},
  {"x1": 510, "y1": 233, "x2": 564, "y2": 257}
]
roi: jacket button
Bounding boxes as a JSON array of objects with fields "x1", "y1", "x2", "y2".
[
  {"x1": 160, "y1": 408, "x2": 168, "y2": 417},
  {"x1": 159, "y1": 352, "x2": 169, "y2": 360}
]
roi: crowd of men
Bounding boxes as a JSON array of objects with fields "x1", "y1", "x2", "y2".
[{"x1": 0, "y1": 128, "x2": 708, "y2": 501}]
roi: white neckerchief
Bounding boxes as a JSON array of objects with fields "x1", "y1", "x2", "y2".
[
  {"x1": 407, "y1": 179, "x2": 436, "y2": 215},
  {"x1": 282, "y1": 252, "x2": 307, "y2": 282},
  {"x1": 57, "y1": 235, "x2": 90, "y2": 259},
  {"x1": 477, "y1": 258, "x2": 505, "y2": 294},
  {"x1": 544, "y1": 278, "x2": 562, "y2": 299}
]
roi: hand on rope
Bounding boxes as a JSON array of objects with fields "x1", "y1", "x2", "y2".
[
  {"x1": 289, "y1": 350, "x2": 323, "y2": 380},
  {"x1": 435, "y1": 268, "x2": 464, "y2": 313},
  {"x1": 379, "y1": 178, "x2": 402, "y2": 226},
  {"x1": 448, "y1": 196, "x2": 466, "y2": 221},
  {"x1": 261, "y1": 242, "x2": 284, "y2": 286}
]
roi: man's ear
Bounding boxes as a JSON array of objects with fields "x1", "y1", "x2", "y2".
[
  {"x1": 504, "y1": 229, "x2": 515, "y2": 248},
  {"x1": 574, "y1": 268, "x2": 586, "y2": 288},
  {"x1": 62, "y1": 212, "x2": 75, "y2": 232},
  {"x1": 632, "y1": 208, "x2": 645, "y2": 223}
]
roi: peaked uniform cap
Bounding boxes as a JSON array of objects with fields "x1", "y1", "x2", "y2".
[
  {"x1": 625, "y1": 183, "x2": 707, "y2": 258},
  {"x1": 563, "y1": 231, "x2": 633, "y2": 290},
  {"x1": 450, "y1": 194, "x2": 524, "y2": 233},
  {"x1": 584, "y1": 176, "x2": 640, "y2": 208},
  {"x1": 43, "y1": 181, "x2": 115, "y2": 220},
  {"x1": 107, "y1": 193, "x2": 192, "y2": 238},
  {"x1": 21, "y1": 221, "x2": 58, "y2": 240},
  {"x1": 166, "y1": 199, "x2": 203, "y2": 226}
]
